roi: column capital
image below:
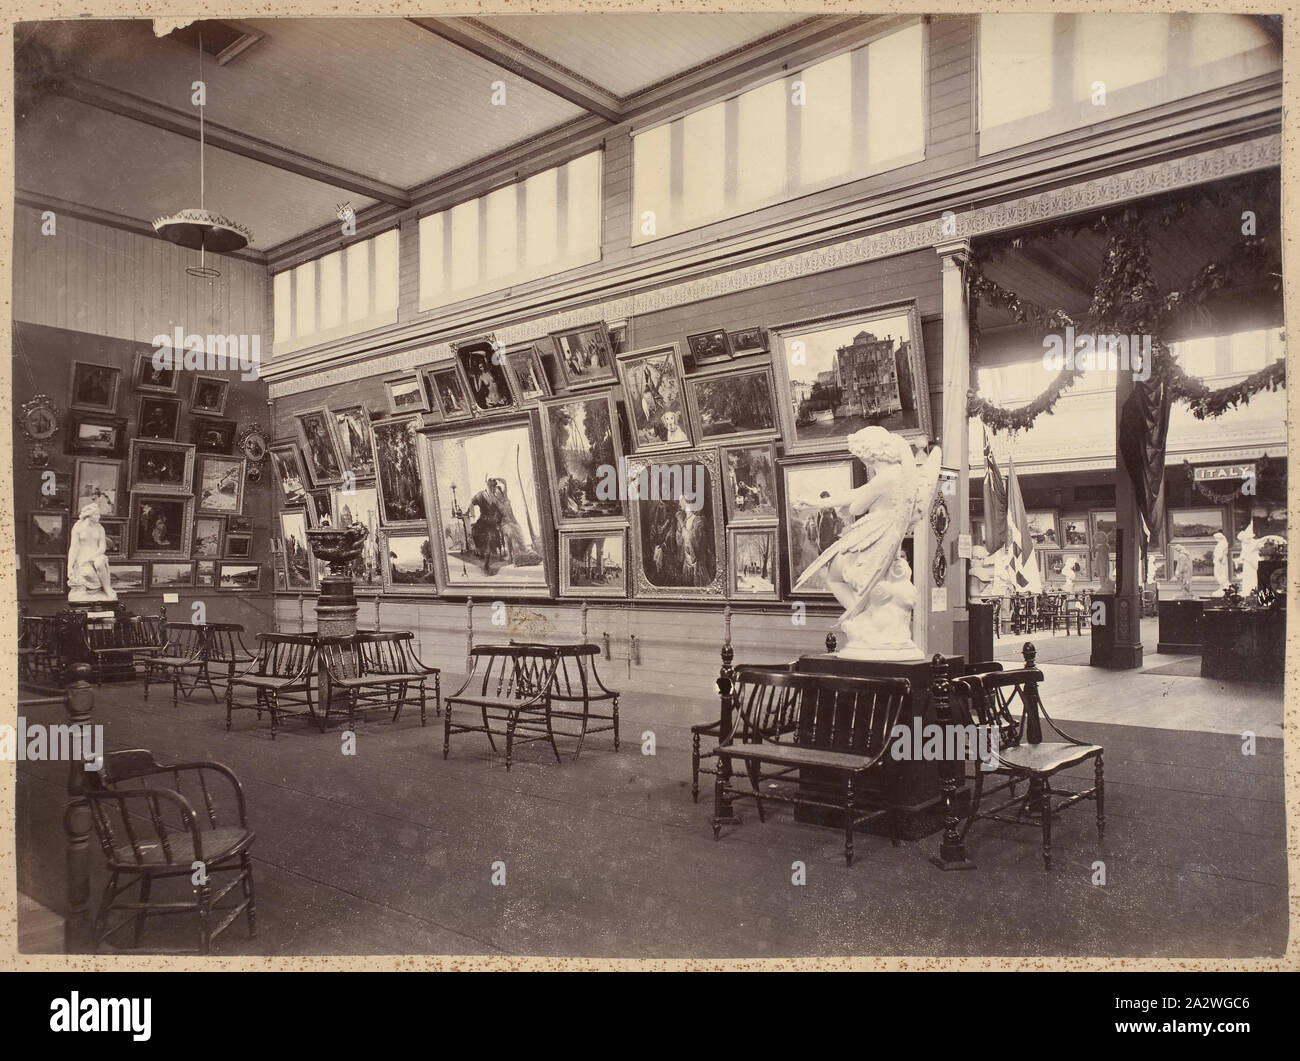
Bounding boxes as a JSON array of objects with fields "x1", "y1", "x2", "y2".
[{"x1": 935, "y1": 238, "x2": 971, "y2": 267}]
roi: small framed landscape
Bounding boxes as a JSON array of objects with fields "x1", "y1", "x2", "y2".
[
  {"x1": 550, "y1": 321, "x2": 617, "y2": 390},
  {"x1": 216, "y1": 562, "x2": 262, "y2": 593},
  {"x1": 150, "y1": 561, "x2": 196, "y2": 589},
  {"x1": 683, "y1": 329, "x2": 732, "y2": 372},
  {"x1": 196, "y1": 455, "x2": 246, "y2": 514},
  {"x1": 559, "y1": 528, "x2": 627, "y2": 598},
  {"x1": 371, "y1": 416, "x2": 428, "y2": 527},
  {"x1": 380, "y1": 529, "x2": 440, "y2": 595},
  {"x1": 223, "y1": 532, "x2": 253, "y2": 559},
  {"x1": 504, "y1": 343, "x2": 551, "y2": 406},
  {"x1": 455, "y1": 337, "x2": 519, "y2": 414},
  {"x1": 27, "y1": 558, "x2": 66, "y2": 596},
  {"x1": 334, "y1": 406, "x2": 377, "y2": 479},
  {"x1": 779, "y1": 454, "x2": 859, "y2": 598},
  {"x1": 193, "y1": 515, "x2": 226, "y2": 559},
  {"x1": 383, "y1": 374, "x2": 430, "y2": 416},
  {"x1": 107, "y1": 562, "x2": 148, "y2": 595},
  {"x1": 728, "y1": 526, "x2": 779, "y2": 601},
  {"x1": 70, "y1": 361, "x2": 122, "y2": 413},
  {"x1": 128, "y1": 494, "x2": 194, "y2": 560},
  {"x1": 66, "y1": 414, "x2": 127, "y2": 458},
  {"x1": 29, "y1": 512, "x2": 67, "y2": 555},
  {"x1": 1090, "y1": 510, "x2": 1118, "y2": 550},
  {"x1": 279, "y1": 509, "x2": 317, "y2": 591},
  {"x1": 1168, "y1": 507, "x2": 1226, "y2": 542},
  {"x1": 330, "y1": 483, "x2": 384, "y2": 594},
  {"x1": 127, "y1": 440, "x2": 194, "y2": 495},
  {"x1": 1025, "y1": 510, "x2": 1060, "y2": 549},
  {"x1": 539, "y1": 390, "x2": 626, "y2": 527},
  {"x1": 727, "y1": 326, "x2": 768, "y2": 357},
  {"x1": 73, "y1": 458, "x2": 121, "y2": 517},
  {"x1": 195, "y1": 561, "x2": 216, "y2": 588},
  {"x1": 616, "y1": 344, "x2": 693, "y2": 455},
  {"x1": 137, "y1": 396, "x2": 182, "y2": 439},
  {"x1": 189, "y1": 375, "x2": 230, "y2": 416},
  {"x1": 192, "y1": 416, "x2": 237, "y2": 455},
  {"x1": 133, "y1": 350, "x2": 178, "y2": 394},
  {"x1": 721, "y1": 443, "x2": 778, "y2": 524},
  {"x1": 37, "y1": 470, "x2": 72, "y2": 510},
  {"x1": 101, "y1": 518, "x2": 128, "y2": 558},
  {"x1": 686, "y1": 364, "x2": 779, "y2": 445}
]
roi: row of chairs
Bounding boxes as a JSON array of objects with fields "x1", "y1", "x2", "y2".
[{"x1": 985, "y1": 593, "x2": 1091, "y2": 637}]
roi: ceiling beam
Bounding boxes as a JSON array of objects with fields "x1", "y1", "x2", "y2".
[
  {"x1": 407, "y1": 16, "x2": 624, "y2": 123},
  {"x1": 53, "y1": 75, "x2": 413, "y2": 209}
]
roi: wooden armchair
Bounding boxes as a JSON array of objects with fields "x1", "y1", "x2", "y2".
[
  {"x1": 950, "y1": 643, "x2": 1104, "y2": 870},
  {"x1": 84, "y1": 749, "x2": 256, "y2": 954},
  {"x1": 18, "y1": 614, "x2": 57, "y2": 683},
  {"x1": 691, "y1": 660, "x2": 794, "y2": 803},
  {"x1": 443, "y1": 645, "x2": 561, "y2": 771},
  {"x1": 225, "y1": 633, "x2": 319, "y2": 739}
]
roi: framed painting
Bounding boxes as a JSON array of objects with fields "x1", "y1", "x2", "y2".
[
  {"x1": 616, "y1": 344, "x2": 693, "y2": 455},
  {"x1": 127, "y1": 440, "x2": 195, "y2": 495},
  {"x1": 559, "y1": 528, "x2": 628, "y2": 599},
  {"x1": 223, "y1": 532, "x2": 252, "y2": 559},
  {"x1": 771, "y1": 302, "x2": 931, "y2": 454},
  {"x1": 330, "y1": 483, "x2": 384, "y2": 593},
  {"x1": 191, "y1": 416, "x2": 237, "y2": 455},
  {"x1": 133, "y1": 350, "x2": 178, "y2": 394},
  {"x1": 721, "y1": 442, "x2": 778, "y2": 524},
  {"x1": 384, "y1": 374, "x2": 430, "y2": 416},
  {"x1": 29, "y1": 512, "x2": 67, "y2": 555},
  {"x1": 608, "y1": 320, "x2": 631, "y2": 357},
  {"x1": 70, "y1": 361, "x2": 121, "y2": 413},
  {"x1": 128, "y1": 494, "x2": 194, "y2": 560},
  {"x1": 150, "y1": 561, "x2": 196, "y2": 589},
  {"x1": 1025, "y1": 510, "x2": 1060, "y2": 549},
  {"x1": 1041, "y1": 549, "x2": 1066, "y2": 580},
  {"x1": 101, "y1": 518, "x2": 128, "y2": 558},
  {"x1": 422, "y1": 417, "x2": 553, "y2": 595},
  {"x1": 279, "y1": 509, "x2": 317, "y2": 591},
  {"x1": 1168, "y1": 507, "x2": 1226, "y2": 541},
  {"x1": 683, "y1": 329, "x2": 732, "y2": 372},
  {"x1": 628, "y1": 447, "x2": 726, "y2": 602},
  {"x1": 27, "y1": 557, "x2": 66, "y2": 596},
  {"x1": 503, "y1": 343, "x2": 551, "y2": 407},
  {"x1": 137, "y1": 396, "x2": 182, "y2": 440},
  {"x1": 727, "y1": 325, "x2": 769, "y2": 358},
  {"x1": 188, "y1": 375, "x2": 230, "y2": 415},
  {"x1": 269, "y1": 442, "x2": 310, "y2": 507},
  {"x1": 334, "y1": 405, "x2": 377, "y2": 479},
  {"x1": 37, "y1": 470, "x2": 72, "y2": 510},
  {"x1": 728, "y1": 526, "x2": 780, "y2": 601},
  {"x1": 538, "y1": 391, "x2": 626, "y2": 527},
  {"x1": 686, "y1": 363, "x2": 779, "y2": 445},
  {"x1": 107, "y1": 562, "x2": 148, "y2": 595},
  {"x1": 66, "y1": 414, "x2": 127, "y2": 458},
  {"x1": 425, "y1": 364, "x2": 474, "y2": 422},
  {"x1": 295, "y1": 408, "x2": 346, "y2": 485},
  {"x1": 1060, "y1": 515, "x2": 1091, "y2": 548},
  {"x1": 195, "y1": 561, "x2": 216, "y2": 588},
  {"x1": 379, "y1": 529, "x2": 440, "y2": 596},
  {"x1": 196, "y1": 455, "x2": 246, "y2": 514},
  {"x1": 780, "y1": 454, "x2": 859, "y2": 598},
  {"x1": 550, "y1": 321, "x2": 617, "y2": 390},
  {"x1": 216, "y1": 562, "x2": 262, "y2": 593},
  {"x1": 192, "y1": 515, "x2": 226, "y2": 559},
  {"x1": 1090, "y1": 510, "x2": 1118, "y2": 550},
  {"x1": 1184, "y1": 539, "x2": 1218, "y2": 577},
  {"x1": 370, "y1": 416, "x2": 428, "y2": 527},
  {"x1": 73, "y1": 457, "x2": 121, "y2": 517},
  {"x1": 306, "y1": 489, "x2": 331, "y2": 528},
  {"x1": 455, "y1": 337, "x2": 519, "y2": 414}
]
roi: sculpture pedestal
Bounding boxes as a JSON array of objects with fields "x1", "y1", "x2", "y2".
[
  {"x1": 315, "y1": 575, "x2": 359, "y2": 639},
  {"x1": 1157, "y1": 599, "x2": 1203, "y2": 654},
  {"x1": 1089, "y1": 592, "x2": 1144, "y2": 669},
  {"x1": 966, "y1": 602, "x2": 996, "y2": 665},
  {"x1": 1201, "y1": 606, "x2": 1285, "y2": 684},
  {"x1": 53, "y1": 602, "x2": 136, "y2": 684},
  {"x1": 792, "y1": 653, "x2": 965, "y2": 840}
]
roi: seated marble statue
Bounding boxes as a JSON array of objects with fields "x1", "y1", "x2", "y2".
[
  {"x1": 792, "y1": 426, "x2": 941, "y2": 660},
  {"x1": 67, "y1": 502, "x2": 117, "y2": 602}
]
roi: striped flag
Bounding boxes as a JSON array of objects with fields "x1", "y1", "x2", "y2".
[
  {"x1": 982, "y1": 430, "x2": 1007, "y2": 553},
  {"x1": 1005, "y1": 459, "x2": 1042, "y2": 593}
]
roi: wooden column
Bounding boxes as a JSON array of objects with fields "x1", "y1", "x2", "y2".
[
  {"x1": 63, "y1": 664, "x2": 95, "y2": 952},
  {"x1": 929, "y1": 652, "x2": 975, "y2": 870},
  {"x1": 1111, "y1": 370, "x2": 1144, "y2": 668}
]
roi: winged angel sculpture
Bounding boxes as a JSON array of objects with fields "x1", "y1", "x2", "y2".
[{"x1": 793, "y1": 427, "x2": 942, "y2": 660}]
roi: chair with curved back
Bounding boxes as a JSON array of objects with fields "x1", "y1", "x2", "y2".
[{"x1": 144, "y1": 622, "x2": 211, "y2": 702}]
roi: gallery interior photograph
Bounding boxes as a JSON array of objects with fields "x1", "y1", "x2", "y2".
[{"x1": 7, "y1": 11, "x2": 1290, "y2": 962}]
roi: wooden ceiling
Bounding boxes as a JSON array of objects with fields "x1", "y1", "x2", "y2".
[{"x1": 15, "y1": 14, "x2": 816, "y2": 252}]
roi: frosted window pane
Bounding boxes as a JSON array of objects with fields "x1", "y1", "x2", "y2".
[
  {"x1": 800, "y1": 52, "x2": 852, "y2": 186},
  {"x1": 317, "y1": 251, "x2": 342, "y2": 331},
  {"x1": 346, "y1": 242, "x2": 368, "y2": 322},
  {"x1": 419, "y1": 212, "x2": 445, "y2": 304},
  {"x1": 1074, "y1": 15, "x2": 1170, "y2": 99},
  {"x1": 867, "y1": 23, "x2": 923, "y2": 163},
  {"x1": 373, "y1": 230, "x2": 399, "y2": 314},
  {"x1": 980, "y1": 14, "x2": 1055, "y2": 126},
  {"x1": 484, "y1": 186, "x2": 517, "y2": 281},
  {"x1": 736, "y1": 78, "x2": 786, "y2": 207},
  {"x1": 565, "y1": 151, "x2": 601, "y2": 261},
  {"x1": 294, "y1": 262, "x2": 315, "y2": 337},
  {"x1": 524, "y1": 167, "x2": 558, "y2": 270},
  {"x1": 273, "y1": 270, "x2": 291, "y2": 343},
  {"x1": 449, "y1": 201, "x2": 480, "y2": 292},
  {"x1": 633, "y1": 123, "x2": 672, "y2": 236},
  {"x1": 682, "y1": 103, "x2": 726, "y2": 224}
]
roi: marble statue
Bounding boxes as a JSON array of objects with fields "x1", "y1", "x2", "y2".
[
  {"x1": 67, "y1": 502, "x2": 117, "y2": 602},
  {"x1": 1237, "y1": 524, "x2": 1286, "y2": 596},
  {"x1": 1212, "y1": 532, "x2": 1231, "y2": 595},
  {"x1": 792, "y1": 426, "x2": 941, "y2": 660},
  {"x1": 1091, "y1": 535, "x2": 1114, "y2": 593},
  {"x1": 1062, "y1": 557, "x2": 1080, "y2": 594},
  {"x1": 1171, "y1": 543, "x2": 1194, "y2": 599}
]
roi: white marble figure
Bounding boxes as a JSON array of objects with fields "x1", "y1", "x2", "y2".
[
  {"x1": 1171, "y1": 543, "x2": 1194, "y2": 599},
  {"x1": 990, "y1": 544, "x2": 1016, "y2": 598},
  {"x1": 1212, "y1": 532, "x2": 1231, "y2": 595},
  {"x1": 1062, "y1": 558, "x2": 1080, "y2": 594},
  {"x1": 1092, "y1": 535, "x2": 1114, "y2": 593},
  {"x1": 1237, "y1": 524, "x2": 1286, "y2": 596},
  {"x1": 792, "y1": 426, "x2": 941, "y2": 660},
  {"x1": 67, "y1": 502, "x2": 117, "y2": 602}
]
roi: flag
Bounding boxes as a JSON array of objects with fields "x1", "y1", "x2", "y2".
[
  {"x1": 982, "y1": 430, "x2": 1007, "y2": 553},
  {"x1": 1006, "y1": 459, "x2": 1042, "y2": 593}
]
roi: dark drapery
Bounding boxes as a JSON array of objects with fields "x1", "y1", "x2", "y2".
[{"x1": 1118, "y1": 368, "x2": 1172, "y2": 548}]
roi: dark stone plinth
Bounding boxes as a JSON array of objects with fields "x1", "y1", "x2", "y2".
[
  {"x1": 53, "y1": 602, "x2": 137, "y2": 684},
  {"x1": 315, "y1": 575, "x2": 359, "y2": 639},
  {"x1": 966, "y1": 603, "x2": 995, "y2": 665},
  {"x1": 1157, "y1": 598, "x2": 1204, "y2": 655},
  {"x1": 1089, "y1": 592, "x2": 1144, "y2": 669},
  {"x1": 1201, "y1": 606, "x2": 1285, "y2": 684},
  {"x1": 792, "y1": 653, "x2": 966, "y2": 840}
]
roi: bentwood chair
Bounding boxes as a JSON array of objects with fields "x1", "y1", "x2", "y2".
[{"x1": 85, "y1": 749, "x2": 256, "y2": 954}]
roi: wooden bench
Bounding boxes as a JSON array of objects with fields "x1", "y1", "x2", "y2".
[
  {"x1": 443, "y1": 645, "x2": 560, "y2": 771},
  {"x1": 80, "y1": 612, "x2": 165, "y2": 685},
  {"x1": 508, "y1": 640, "x2": 619, "y2": 756},
  {"x1": 318, "y1": 631, "x2": 440, "y2": 730},
  {"x1": 711, "y1": 668, "x2": 910, "y2": 866},
  {"x1": 691, "y1": 661, "x2": 794, "y2": 803},
  {"x1": 225, "y1": 633, "x2": 319, "y2": 739},
  {"x1": 144, "y1": 622, "x2": 212, "y2": 702}
]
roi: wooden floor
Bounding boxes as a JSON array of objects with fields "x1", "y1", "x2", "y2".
[{"x1": 14, "y1": 666, "x2": 1289, "y2": 958}]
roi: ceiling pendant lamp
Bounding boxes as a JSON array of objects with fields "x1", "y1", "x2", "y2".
[{"x1": 153, "y1": 29, "x2": 251, "y2": 277}]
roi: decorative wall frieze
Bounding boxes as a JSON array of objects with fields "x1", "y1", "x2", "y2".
[{"x1": 270, "y1": 133, "x2": 1280, "y2": 400}]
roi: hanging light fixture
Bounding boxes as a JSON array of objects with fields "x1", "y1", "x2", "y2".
[{"x1": 153, "y1": 27, "x2": 252, "y2": 277}]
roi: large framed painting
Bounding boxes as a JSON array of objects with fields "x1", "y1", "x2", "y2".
[
  {"x1": 422, "y1": 418, "x2": 553, "y2": 595},
  {"x1": 107, "y1": 562, "x2": 148, "y2": 595},
  {"x1": 29, "y1": 513, "x2": 67, "y2": 555},
  {"x1": 780, "y1": 454, "x2": 859, "y2": 598},
  {"x1": 1090, "y1": 510, "x2": 1118, "y2": 550},
  {"x1": 66, "y1": 414, "x2": 127, "y2": 458},
  {"x1": 191, "y1": 416, "x2": 237, "y2": 455},
  {"x1": 133, "y1": 350, "x2": 178, "y2": 394},
  {"x1": 384, "y1": 374, "x2": 430, "y2": 416},
  {"x1": 503, "y1": 342, "x2": 551, "y2": 407},
  {"x1": 1060, "y1": 515, "x2": 1091, "y2": 548},
  {"x1": 380, "y1": 529, "x2": 440, "y2": 596},
  {"x1": 192, "y1": 515, "x2": 226, "y2": 559},
  {"x1": 424, "y1": 363, "x2": 474, "y2": 423},
  {"x1": 279, "y1": 509, "x2": 317, "y2": 591},
  {"x1": 721, "y1": 443, "x2": 778, "y2": 524},
  {"x1": 127, "y1": 440, "x2": 195, "y2": 495},
  {"x1": 296, "y1": 409, "x2": 347, "y2": 485},
  {"x1": 771, "y1": 302, "x2": 931, "y2": 454},
  {"x1": 73, "y1": 457, "x2": 121, "y2": 517},
  {"x1": 370, "y1": 416, "x2": 428, "y2": 527},
  {"x1": 550, "y1": 321, "x2": 617, "y2": 390},
  {"x1": 128, "y1": 494, "x2": 194, "y2": 560},
  {"x1": 616, "y1": 344, "x2": 693, "y2": 455},
  {"x1": 269, "y1": 441, "x2": 310, "y2": 507},
  {"x1": 216, "y1": 562, "x2": 262, "y2": 593},
  {"x1": 1168, "y1": 507, "x2": 1226, "y2": 541},
  {"x1": 137, "y1": 396, "x2": 182, "y2": 439},
  {"x1": 686, "y1": 364, "x2": 779, "y2": 445},
  {"x1": 538, "y1": 391, "x2": 625, "y2": 527},
  {"x1": 455, "y1": 337, "x2": 518, "y2": 414},
  {"x1": 70, "y1": 361, "x2": 121, "y2": 413},
  {"x1": 1025, "y1": 510, "x2": 1059, "y2": 549},
  {"x1": 330, "y1": 484, "x2": 384, "y2": 593},
  {"x1": 196, "y1": 455, "x2": 246, "y2": 514},
  {"x1": 559, "y1": 528, "x2": 628, "y2": 599},
  {"x1": 628, "y1": 447, "x2": 726, "y2": 602},
  {"x1": 334, "y1": 405, "x2": 377, "y2": 479},
  {"x1": 27, "y1": 557, "x2": 66, "y2": 596},
  {"x1": 728, "y1": 526, "x2": 779, "y2": 601}
]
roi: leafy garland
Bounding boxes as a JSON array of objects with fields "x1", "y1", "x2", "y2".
[{"x1": 968, "y1": 191, "x2": 1285, "y2": 433}]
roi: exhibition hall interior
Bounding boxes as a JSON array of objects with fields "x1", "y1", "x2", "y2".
[{"x1": 9, "y1": 12, "x2": 1288, "y2": 959}]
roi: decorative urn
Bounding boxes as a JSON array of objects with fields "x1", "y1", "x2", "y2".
[{"x1": 305, "y1": 522, "x2": 369, "y2": 637}]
